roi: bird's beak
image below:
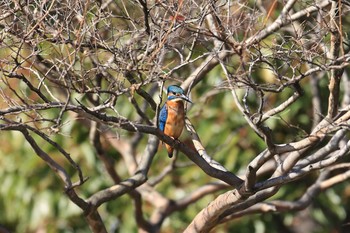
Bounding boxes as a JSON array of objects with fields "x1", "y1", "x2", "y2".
[{"x1": 180, "y1": 94, "x2": 193, "y2": 103}]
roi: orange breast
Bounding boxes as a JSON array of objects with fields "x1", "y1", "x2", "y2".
[{"x1": 164, "y1": 100, "x2": 185, "y2": 139}]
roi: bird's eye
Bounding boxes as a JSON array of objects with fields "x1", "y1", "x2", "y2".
[{"x1": 172, "y1": 92, "x2": 176, "y2": 95}]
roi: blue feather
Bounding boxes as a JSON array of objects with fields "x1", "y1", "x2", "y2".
[
  {"x1": 159, "y1": 103, "x2": 167, "y2": 132},
  {"x1": 167, "y1": 85, "x2": 184, "y2": 94}
]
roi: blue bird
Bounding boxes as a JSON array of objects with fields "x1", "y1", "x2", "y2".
[{"x1": 159, "y1": 85, "x2": 192, "y2": 158}]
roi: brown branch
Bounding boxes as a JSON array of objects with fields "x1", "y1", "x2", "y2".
[
  {"x1": 243, "y1": 105, "x2": 350, "y2": 193},
  {"x1": 137, "y1": 0, "x2": 151, "y2": 35},
  {"x1": 220, "y1": 171, "x2": 330, "y2": 222},
  {"x1": 6, "y1": 73, "x2": 50, "y2": 103},
  {"x1": 174, "y1": 182, "x2": 229, "y2": 211},
  {"x1": 146, "y1": 182, "x2": 229, "y2": 231},
  {"x1": 90, "y1": 123, "x2": 154, "y2": 232},
  {"x1": 220, "y1": 165, "x2": 350, "y2": 224},
  {"x1": 86, "y1": 134, "x2": 159, "y2": 210},
  {"x1": 181, "y1": 49, "x2": 231, "y2": 92},
  {"x1": 1, "y1": 124, "x2": 107, "y2": 233},
  {"x1": 20, "y1": 126, "x2": 72, "y2": 188},
  {"x1": 102, "y1": 130, "x2": 138, "y2": 175},
  {"x1": 295, "y1": 129, "x2": 347, "y2": 169},
  {"x1": 185, "y1": 186, "x2": 280, "y2": 232},
  {"x1": 185, "y1": 118, "x2": 237, "y2": 174},
  {"x1": 124, "y1": 71, "x2": 157, "y2": 111},
  {"x1": 260, "y1": 89, "x2": 302, "y2": 122},
  {"x1": 327, "y1": 0, "x2": 344, "y2": 118},
  {"x1": 184, "y1": 189, "x2": 243, "y2": 233}
]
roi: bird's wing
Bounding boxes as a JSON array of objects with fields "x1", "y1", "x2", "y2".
[{"x1": 159, "y1": 103, "x2": 168, "y2": 132}]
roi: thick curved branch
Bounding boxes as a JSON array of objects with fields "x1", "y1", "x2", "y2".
[
  {"x1": 86, "y1": 134, "x2": 159, "y2": 210},
  {"x1": 219, "y1": 164, "x2": 350, "y2": 225},
  {"x1": 185, "y1": 186, "x2": 280, "y2": 232},
  {"x1": 244, "y1": 106, "x2": 350, "y2": 192},
  {"x1": 90, "y1": 124, "x2": 153, "y2": 232}
]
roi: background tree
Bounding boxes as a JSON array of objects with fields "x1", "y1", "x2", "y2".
[{"x1": 1, "y1": 0, "x2": 350, "y2": 232}]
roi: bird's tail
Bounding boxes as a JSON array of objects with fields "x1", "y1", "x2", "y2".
[{"x1": 165, "y1": 144, "x2": 174, "y2": 158}]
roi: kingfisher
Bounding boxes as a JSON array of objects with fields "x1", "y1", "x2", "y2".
[{"x1": 159, "y1": 85, "x2": 192, "y2": 158}]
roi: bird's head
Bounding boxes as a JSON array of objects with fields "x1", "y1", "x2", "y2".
[{"x1": 167, "y1": 85, "x2": 192, "y2": 103}]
